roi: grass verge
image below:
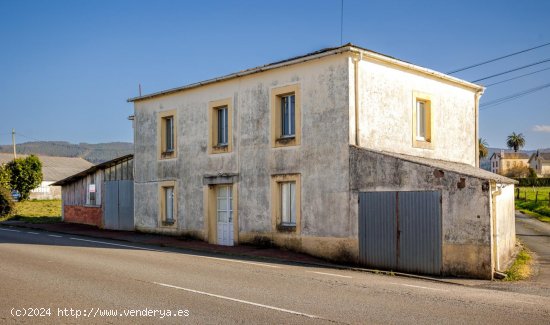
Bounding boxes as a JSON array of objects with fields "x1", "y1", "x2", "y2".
[
  {"x1": 0, "y1": 199, "x2": 61, "y2": 223},
  {"x1": 505, "y1": 244, "x2": 532, "y2": 281},
  {"x1": 516, "y1": 200, "x2": 550, "y2": 223}
]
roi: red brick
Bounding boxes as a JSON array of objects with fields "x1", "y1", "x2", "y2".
[{"x1": 64, "y1": 205, "x2": 102, "y2": 228}]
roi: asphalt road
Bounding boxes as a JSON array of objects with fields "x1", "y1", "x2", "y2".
[
  {"x1": 1, "y1": 226, "x2": 549, "y2": 324},
  {"x1": 516, "y1": 213, "x2": 550, "y2": 284}
]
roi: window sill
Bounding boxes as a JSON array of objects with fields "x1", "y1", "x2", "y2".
[
  {"x1": 412, "y1": 139, "x2": 433, "y2": 150},
  {"x1": 161, "y1": 151, "x2": 176, "y2": 159},
  {"x1": 211, "y1": 144, "x2": 230, "y2": 154},
  {"x1": 276, "y1": 224, "x2": 296, "y2": 232},
  {"x1": 162, "y1": 220, "x2": 176, "y2": 227},
  {"x1": 274, "y1": 136, "x2": 297, "y2": 147}
]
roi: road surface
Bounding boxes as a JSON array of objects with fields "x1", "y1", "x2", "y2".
[
  {"x1": 0, "y1": 226, "x2": 549, "y2": 324},
  {"x1": 516, "y1": 213, "x2": 550, "y2": 285}
]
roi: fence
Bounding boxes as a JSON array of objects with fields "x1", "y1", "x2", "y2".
[{"x1": 515, "y1": 188, "x2": 550, "y2": 205}]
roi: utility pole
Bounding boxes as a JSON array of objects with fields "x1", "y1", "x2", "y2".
[{"x1": 12, "y1": 128, "x2": 16, "y2": 159}]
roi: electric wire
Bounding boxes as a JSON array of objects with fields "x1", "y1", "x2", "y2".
[
  {"x1": 472, "y1": 59, "x2": 550, "y2": 83},
  {"x1": 447, "y1": 41, "x2": 550, "y2": 74},
  {"x1": 485, "y1": 66, "x2": 550, "y2": 87},
  {"x1": 480, "y1": 82, "x2": 550, "y2": 110}
]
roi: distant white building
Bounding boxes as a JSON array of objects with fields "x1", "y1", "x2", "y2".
[
  {"x1": 528, "y1": 151, "x2": 550, "y2": 177},
  {"x1": 0, "y1": 153, "x2": 93, "y2": 200}
]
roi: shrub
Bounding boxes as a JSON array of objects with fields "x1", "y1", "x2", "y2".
[
  {"x1": 0, "y1": 186, "x2": 15, "y2": 218},
  {"x1": 6, "y1": 155, "x2": 42, "y2": 201}
]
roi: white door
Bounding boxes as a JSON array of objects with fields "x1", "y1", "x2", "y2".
[{"x1": 216, "y1": 185, "x2": 233, "y2": 246}]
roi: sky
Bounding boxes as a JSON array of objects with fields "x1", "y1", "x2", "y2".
[{"x1": 0, "y1": 0, "x2": 549, "y2": 149}]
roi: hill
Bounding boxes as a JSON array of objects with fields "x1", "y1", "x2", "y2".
[{"x1": 0, "y1": 141, "x2": 133, "y2": 164}]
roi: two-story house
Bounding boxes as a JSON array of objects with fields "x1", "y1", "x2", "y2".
[
  {"x1": 528, "y1": 150, "x2": 550, "y2": 177},
  {"x1": 489, "y1": 150, "x2": 530, "y2": 176},
  {"x1": 128, "y1": 44, "x2": 516, "y2": 279}
]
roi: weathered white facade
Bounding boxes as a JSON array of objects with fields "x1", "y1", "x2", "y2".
[
  {"x1": 528, "y1": 151, "x2": 550, "y2": 177},
  {"x1": 129, "y1": 44, "x2": 516, "y2": 279}
]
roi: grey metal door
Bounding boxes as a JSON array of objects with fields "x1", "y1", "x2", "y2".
[
  {"x1": 104, "y1": 181, "x2": 119, "y2": 229},
  {"x1": 359, "y1": 191, "x2": 442, "y2": 275},
  {"x1": 104, "y1": 180, "x2": 134, "y2": 231},
  {"x1": 118, "y1": 180, "x2": 134, "y2": 231}
]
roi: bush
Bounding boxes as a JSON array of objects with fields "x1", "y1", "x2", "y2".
[
  {"x1": 0, "y1": 186, "x2": 15, "y2": 218},
  {"x1": 513, "y1": 178, "x2": 550, "y2": 187},
  {"x1": 6, "y1": 155, "x2": 42, "y2": 201}
]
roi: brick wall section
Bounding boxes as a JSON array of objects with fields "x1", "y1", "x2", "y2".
[{"x1": 64, "y1": 205, "x2": 103, "y2": 227}]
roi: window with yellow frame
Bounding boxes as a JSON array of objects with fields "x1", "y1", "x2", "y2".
[{"x1": 412, "y1": 92, "x2": 433, "y2": 149}]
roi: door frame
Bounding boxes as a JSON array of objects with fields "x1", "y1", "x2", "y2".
[{"x1": 205, "y1": 183, "x2": 238, "y2": 245}]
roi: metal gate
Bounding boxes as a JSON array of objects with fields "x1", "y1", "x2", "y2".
[
  {"x1": 104, "y1": 180, "x2": 134, "y2": 231},
  {"x1": 359, "y1": 191, "x2": 442, "y2": 275}
]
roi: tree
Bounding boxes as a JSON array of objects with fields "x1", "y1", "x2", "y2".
[
  {"x1": 506, "y1": 132, "x2": 526, "y2": 152},
  {"x1": 0, "y1": 186, "x2": 14, "y2": 218},
  {"x1": 6, "y1": 155, "x2": 43, "y2": 201},
  {"x1": 0, "y1": 164, "x2": 10, "y2": 190},
  {"x1": 479, "y1": 138, "x2": 489, "y2": 159}
]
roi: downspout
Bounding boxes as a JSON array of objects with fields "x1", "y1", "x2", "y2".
[
  {"x1": 353, "y1": 52, "x2": 362, "y2": 146},
  {"x1": 490, "y1": 181, "x2": 502, "y2": 275},
  {"x1": 474, "y1": 90, "x2": 484, "y2": 167}
]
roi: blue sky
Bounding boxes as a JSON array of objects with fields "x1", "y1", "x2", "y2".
[{"x1": 1, "y1": 0, "x2": 549, "y2": 149}]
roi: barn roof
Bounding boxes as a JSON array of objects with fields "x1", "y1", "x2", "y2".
[
  {"x1": 51, "y1": 154, "x2": 133, "y2": 186},
  {"x1": 0, "y1": 153, "x2": 93, "y2": 182}
]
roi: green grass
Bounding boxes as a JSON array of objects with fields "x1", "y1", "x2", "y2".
[
  {"x1": 516, "y1": 186, "x2": 550, "y2": 201},
  {"x1": 505, "y1": 245, "x2": 532, "y2": 281},
  {"x1": 515, "y1": 187, "x2": 550, "y2": 223},
  {"x1": 0, "y1": 199, "x2": 62, "y2": 223}
]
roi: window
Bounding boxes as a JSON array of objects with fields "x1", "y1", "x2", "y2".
[
  {"x1": 271, "y1": 84, "x2": 301, "y2": 147},
  {"x1": 87, "y1": 176, "x2": 96, "y2": 205},
  {"x1": 280, "y1": 182, "x2": 296, "y2": 226},
  {"x1": 412, "y1": 92, "x2": 432, "y2": 149},
  {"x1": 164, "y1": 186, "x2": 174, "y2": 224},
  {"x1": 217, "y1": 106, "x2": 228, "y2": 146},
  {"x1": 158, "y1": 110, "x2": 177, "y2": 159},
  {"x1": 209, "y1": 98, "x2": 233, "y2": 154},
  {"x1": 159, "y1": 181, "x2": 176, "y2": 226},
  {"x1": 271, "y1": 174, "x2": 301, "y2": 233},
  {"x1": 281, "y1": 94, "x2": 295, "y2": 137}
]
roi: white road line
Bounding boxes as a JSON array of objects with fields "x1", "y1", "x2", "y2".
[
  {"x1": 154, "y1": 282, "x2": 320, "y2": 319},
  {"x1": 27, "y1": 232, "x2": 39, "y2": 235},
  {"x1": 389, "y1": 282, "x2": 448, "y2": 292},
  {"x1": 0, "y1": 228, "x2": 21, "y2": 232},
  {"x1": 307, "y1": 271, "x2": 352, "y2": 278},
  {"x1": 198, "y1": 255, "x2": 281, "y2": 268},
  {"x1": 69, "y1": 237, "x2": 281, "y2": 268},
  {"x1": 69, "y1": 238, "x2": 161, "y2": 252},
  {"x1": 48, "y1": 235, "x2": 63, "y2": 238}
]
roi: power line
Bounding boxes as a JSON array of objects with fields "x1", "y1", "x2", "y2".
[
  {"x1": 480, "y1": 82, "x2": 550, "y2": 110},
  {"x1": 447, "y1": 41, "x2": 550, "y2": 74},
  {"x1": 472, "y1": 58, "x2": 550, "y2": 83},
  {"x1": 485, "y1": 66, "x2": 550, "y2": 87}
]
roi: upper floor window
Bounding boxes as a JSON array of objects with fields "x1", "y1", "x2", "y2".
[
  {"x1": 158, "y1": 110, "x2": 177, "y2": 160},
  {"x1": 271, "y1": 84, "x2": 301, "y2": 148},
  {"x1": 209, "y1": 98, "x2": 233, "y2": 154},
  {"x1": 412, "y1": 92, "x2": 433, "y2": 149},
  {"x1": 217, "y1": 106, "x2": 229, "y2": 146},
  {"x1": 281, "y1": 94, "x2": 296, "y2": 138}
]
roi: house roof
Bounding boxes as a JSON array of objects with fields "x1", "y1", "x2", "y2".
[
  {"x1": 0, "y1": 153, "x2": 93, "y2": 182},
  {"x1": 51, "y1": 154, "x2": 133, "y2": 186},
  {"x1": 362, "y1": 147, "x2": 517, "y2": 184},
  {"x1": 127, "y1": 43, "x2": 484, "y2": 103},
  {"x1": 490, "y1": 151, "x2": 530, "y2": 160},
  {"x1": 537, "y1": 152, "x2": 550, "y2": 162}
]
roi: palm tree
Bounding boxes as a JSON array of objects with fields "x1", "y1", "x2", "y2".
[
  {"x1": 506, "y1": 132, "x2": 526, "y2": 152},
  {"x1": 479, "y1": 138, "x2": 489, "y2": 159}
]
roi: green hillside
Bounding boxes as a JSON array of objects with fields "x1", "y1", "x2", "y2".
[{"x1": 0, "y1": 141, "x2": 133, "y2": 164}]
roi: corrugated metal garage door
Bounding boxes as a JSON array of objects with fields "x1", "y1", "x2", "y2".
[
  {"x1": 104, "y1": 180, "x2": 134, "y2": 231},
  {"x1": 359, "y1": 191, "x2": 442, "y2": 275}
]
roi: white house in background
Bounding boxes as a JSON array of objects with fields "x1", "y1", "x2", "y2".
[
  {"x1": 489, "y1": 150, "x2": 530, "y2": 175},
  {"x1": 528, "y1": 151, "x2": 550, "y2": 177},
  {"x1": 0, "y1": 153, "x2": 93, "y2": 200},
  {"x1": 127, "y1": 43, "x2": 516, "y2": 279}
]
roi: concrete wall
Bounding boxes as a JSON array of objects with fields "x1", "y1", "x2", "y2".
[
  {"x1": 349, "y1": 147, "x2": 493, "y2": 279},
  {"x1": 133, "y1": 54, "x2": 354, "y2": 258},
  {"x1": 64, "y1": 205, "x2": 102, "y2": 227},
  {"x1": 29, "y1": 181, "x2": 61, "y2": 200},
  {"x1": 494, "y1": 184, "x2": 516, "y2": 270},
  {"x1": 354, "y1": 58, "x2": 478, "y2": 166}
]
